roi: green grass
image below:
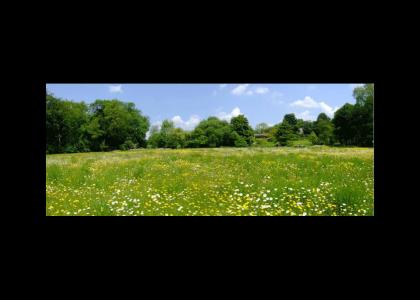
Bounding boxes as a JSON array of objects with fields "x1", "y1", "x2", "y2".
[
  {"x1": 286, "y1": 139, "x2": 313, "y2": 147},
  {"x1": 46, "y1": 147, "x2": 374, "y2": 216}
]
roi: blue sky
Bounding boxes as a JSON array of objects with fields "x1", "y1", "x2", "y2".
[{"x1": 46, "y1": 83, "x2": 364, "y2": 130}]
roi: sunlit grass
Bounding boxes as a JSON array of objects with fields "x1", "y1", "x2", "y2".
[{"x1": 46, "y1": 147, "x2": 374, "y2": 216}]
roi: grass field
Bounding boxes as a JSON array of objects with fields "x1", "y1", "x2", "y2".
[{"x1": 46, "y1": 147, "x2": 374, "y2": 216}]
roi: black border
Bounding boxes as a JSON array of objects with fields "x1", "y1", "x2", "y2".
[{"x1": 27, "y1": 55, "x2": 387, "y2": 242}]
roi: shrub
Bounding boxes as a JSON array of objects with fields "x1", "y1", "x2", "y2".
[
  {"x1": 234, "y1": 137, "x2": 248, "y2": 147},
  {"x1": 120, "y1": 139, "x2": 137, "y2": 150},
  {"x1": 287, "y1": 139, "x2": 312, "y2": 147}
]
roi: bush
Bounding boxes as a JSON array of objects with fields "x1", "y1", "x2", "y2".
[
  {"x1": 286, "y1": 139, "x2": 312, "y2": 147},
  {"x1": 234, "y1": 136, "x2": 248, "y2": 147},
  {"x1": 308, "y1": 131, "x2": 318, "y2": 145},
  {"x1": 253, "y1": 138, "x2": 276, "y2": 147},
  {"x1": 120, "y1": 139, "x2": 137, "y2": 150},
  {"x1": 64, "y1": 145, "x2": 78, "y2": 153}
]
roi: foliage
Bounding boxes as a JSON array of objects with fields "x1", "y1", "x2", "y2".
[
  {"x1": 315, "y1": 114, "x2": 334, "y2": 145},
  {"x1": 274, "y1": 122, "x2": 298, "y2": 146},
  {"x1": 333, "y1": 84, "x2": 373, "y2": 147},
  {"x1": 47, "y1": 84, "x2": 374, "y2": 153},
  {"x1": 308, "y1": 131, "x2": 318, "y2": 145},
  {"x1": 230, "y1": 114, "x2": 254, "y2": 146},
  {"x1": 46, "y1": 95, "x2": 150, "y2": 153}
]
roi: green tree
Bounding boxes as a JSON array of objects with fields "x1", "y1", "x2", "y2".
[
  {"x1": 189, "y1": 117, "x2": 235, "y2": 147},
  {"x1": 332, "y1": 103, "x2": 356, "y2": 145},
  {"x1": 230, "y1": 115, "x2": 254, "y2": 145},
  {"x1": 314, "y1": 113, "x2": 334, "y2": 145},
  {"x1": 332, "y1": 84, "x2": 373, "y2": 147},
  {"x1": 308, "y1": 131, "x2": 318, "y2": 144},
  {"x1": 255, "y1": 122, "x2": 269, "y2": 134},
  {"x1": 46, "y1": 93, "x2": 89, "y2": 153},
  {"x1": 283, "y1": 114, "x2": 298, "y2": 127},
  {"x1": 274, "y1": 122, "x2": 297, "y2": 146},
  {"x1": 353, "y1": 84, "x2": 374, "y2": 146},
  {"x1": 87, "y1": 99, "x2": 150, "y2": 151},
  {"x1": 301, "y1": 121, "x2": 315, "y2": 135}
]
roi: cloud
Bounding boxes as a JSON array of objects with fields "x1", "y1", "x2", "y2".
[
  {"x1": 290, "y1": 96, "x2": 319, "y2": 108},
  {"x1": 109, "y1": 85, "x2": 123, "y2": 93},
  {"x1": 219, "y1": 84, "x2": 227, "y2": 89},
  {"x1": 231, "y1": 84, "x2": 251, "y2": 95},
  {"x1": 217, "y1": 107, "x2": 242, "y2": 121},
  {"x1": 290, "y1": 96, "x2": 339, "y2": 117},
  {"x1": 171, "y1": 115, "x2": 201, "y2": 131},
  {"x1": 349, "y1": 84, "x2": 365, "y2": 89},
  {"x1": 307, "y1": 84, "x2": 318, "y2": 90},
  {"x1": 319, "y1": 102, "x2": 339, "y2": 116},
  {"x1": 231, "y1": 84, "x2": 272, "y2": 96},
  {"x1": 296, "y1": 110, "x2": 316, "y2": 121},
  {"x1": 255, "y1": 87, "x2": 270, "y2": 94},
  {"x1": 146, "y1": 121, "x2": 162, "y2": 139}
]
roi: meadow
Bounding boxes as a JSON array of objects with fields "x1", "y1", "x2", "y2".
[{"x1": 46, "y1": 147, "x2": 374, "y2": 216}]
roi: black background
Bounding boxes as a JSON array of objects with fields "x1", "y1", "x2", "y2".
[{"x1": 19, "y1": 21, "x2": 397, "y2": 263}]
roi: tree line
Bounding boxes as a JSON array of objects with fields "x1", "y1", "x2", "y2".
[{"x1": 46, "y1": 84, "x2": 373, "y2": 153}]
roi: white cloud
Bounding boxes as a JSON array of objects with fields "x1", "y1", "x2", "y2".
[
  {"x1": 109, "y1": 85, "x2": 123, "y2": 93},
  {"x1": 146, "y1": 121, "x2": 162, "y2": 139},
  {"x1": 255, "y1": 87, "x2": 270, "y2": 94},
  {"x1": 217, "y1": 107, "x2": 242, "y2": 121},
  {"x1": 171, "y1": 115, "x2": 201, "y2": 131},
  {"x1": 350, "y1": 84, "x2": 365, "y2": 89},
  {"x1": 231, "y1": 84, "x2": 251, "y2": 95},
  {"x1": 219, "y1": 84, "x2": 227, "y2": 89},
  {"x1": 231, "y1": 84, "x2": 272, "y2": 96},
  {"x1": 307, "y1": 84, "x2": 318, "y2": 90},
  {"x1": 297, "y1": 110, "x2": 316, "y2": 121},
  {"x1": 290, "y1": 96, "x2": 338, "y2": 117},
  {"x1": 290, "y1": 96, "x2": 319, "y2": 108},
  {"x1": 319, "y1": 102, "x2": 340, "y2": 117}
]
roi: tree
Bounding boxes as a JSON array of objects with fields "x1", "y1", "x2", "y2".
[
  {"x1": 87, "y1": 99, "x2": 150, "y2": 151},
  {"x1": 332, "y1": 84, "x2": 374, "y2": 147},
  {"x1": 316, "y1": 113, "x2": 330, "y2": 123},
  {"x1": 46, "y1": 93, "x2": 89, "y2": 153},
  {"x1": 166, "y1": 128, "x2": 186, "y2": 149},
  {"x1": 274, "y1": 122, "x2": 297, "y2": 146},
  {"x1": 333, "y1": 103, "x2": 356, "y2": 146},
  {"x1": 283, "y1": 113, "x2": 298, "y2": 127},
  {"x1": 353, "y1": 84, "x2": 374, "y2": 146},
  {"x1": 353, "y1": 84, "x2": 374, "y2": 107},
  {"x1": 308, "y1": 131, "x2": 318, "y2": 145},
  {"x1": 301, "y1": 121, "x2": 315, "y2": 135},
  {"x1": 189, "y1": 117, "x2": 236, "y2": 147},
  {"x1": 230, "y1": 115, "x2": 254, "y2": 145},
  {"x1": 255, "y1": 123, "x2": 269, "y2": 134},
  {"x1": 316, "y1": 117, "x2": 334, "y2": 145},
  {"x1": 314, "y1": 113, "x2": 334, "y2": 145}
]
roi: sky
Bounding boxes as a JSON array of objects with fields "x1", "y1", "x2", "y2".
[{"x1": 46, "y1": 83, "x2": 364, "y2": 131}]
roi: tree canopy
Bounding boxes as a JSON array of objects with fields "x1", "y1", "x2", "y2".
[{"x1": 47, "y1": 84, "x2": 373, "y2": 153}]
